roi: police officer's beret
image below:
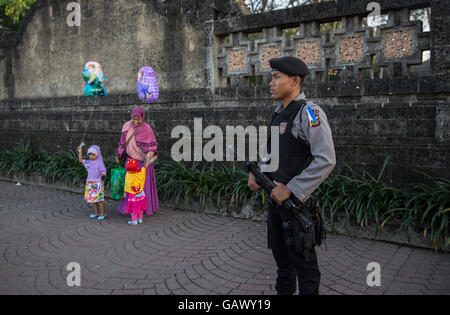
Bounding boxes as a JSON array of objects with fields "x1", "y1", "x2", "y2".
[{"x1": 269, "y1": 56, "x2": 310, "y2": 77}]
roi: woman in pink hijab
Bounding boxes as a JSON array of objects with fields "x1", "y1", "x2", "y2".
[{"x1": 115, "y1": 107, "x2": 159, "y2": 216}]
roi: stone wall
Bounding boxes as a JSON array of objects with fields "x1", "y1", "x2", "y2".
[
  {"x1": 0, "y1": 0, "x2": 449, "y2": 185},
  {"x1": 0, "y1": 0, "x2": 248, "y2": 100}
]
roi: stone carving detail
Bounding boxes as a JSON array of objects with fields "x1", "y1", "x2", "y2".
[
  {"x1": 297, "y1": 40, "x2": 320, "y2": 65},
  {"x1": 339, "y1": 36, "x2": 363, "y2": 63},
  {"x1": 217, "y1": 9, "x2": 430, "y2": 81},
  {"x1": 385, "y1": 30, "x2": 413, "y2": 58},
  {"x1": 228, "y1": 49, "x2": 247, "y2": 72},
  {"x1": 261, "y1": 46, "x2": 281, "y2": 69}
]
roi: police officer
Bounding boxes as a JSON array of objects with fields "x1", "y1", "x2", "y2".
[{"x1": 248, "y1": 56, "x2": 336, "y2": 295}]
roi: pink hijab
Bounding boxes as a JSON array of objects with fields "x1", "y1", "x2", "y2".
[
  {"x1": 131, "y1": 107, "x2": 145, "y2": 120},
  {"x1": 122, "y1": 107, "x2": 157, "y2": 161}
]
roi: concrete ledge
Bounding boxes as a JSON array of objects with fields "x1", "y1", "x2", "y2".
[
  {"x1": 324, "y1": 213, "x2": 445, "y2": 252},
  {"x1": 1, "y1": 74, "x2": 450, "y2": 108}
]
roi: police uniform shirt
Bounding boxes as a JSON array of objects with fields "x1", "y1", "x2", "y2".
[{"x1": 273, "y1": 92, "x2": 336, "y2": 202}]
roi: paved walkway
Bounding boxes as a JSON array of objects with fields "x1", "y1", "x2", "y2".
[{"x1": 0, "y1": 181, "x2": 449, "y2": 295}]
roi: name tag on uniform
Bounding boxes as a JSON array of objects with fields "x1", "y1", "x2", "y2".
[{"x1": 279, "y1": 122, "x2": 287, "y2": 135}]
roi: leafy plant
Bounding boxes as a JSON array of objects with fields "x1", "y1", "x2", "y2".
[
  {"x1": 0, "y1": 0, "x2": 36, "y2": 30},
  {"x1": 380, "y1": 171, "x2": 450, "y2": 252},
  {"x1": 0, "y1": 144, "x2": 448, "y2": 250},
  {"x1": 316, "y1": 157, "x2": 449, "y2": 251},
  {"x1": 155, "y1": 157, "x2": 265, "y2": 211},
  {"x1": 0, "y1": 141, "x2": 120, "y2": 186}
]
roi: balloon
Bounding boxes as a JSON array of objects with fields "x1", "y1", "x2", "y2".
[
  {"x1": 82, "y1": 61, "x2": 107, "y2": 97},
  {"x1": 137, "y1": 66, "x2": 159, "y2": 103}
]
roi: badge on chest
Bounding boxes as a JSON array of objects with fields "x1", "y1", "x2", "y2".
[{"x1": 279, "y1": 122, "x2": 287, "y2": 135}]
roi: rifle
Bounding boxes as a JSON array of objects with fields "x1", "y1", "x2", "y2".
[{"x1": 228, "y1": 146, "x2": 313, "y2": 233}]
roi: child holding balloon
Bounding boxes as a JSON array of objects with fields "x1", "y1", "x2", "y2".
[{"x1": 78, "y1": 145, "x2": 107, "y2": 220}]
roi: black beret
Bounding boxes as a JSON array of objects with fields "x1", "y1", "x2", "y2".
[{"x1": 269, "y1": 56, "x2": 309, "y2": 77}]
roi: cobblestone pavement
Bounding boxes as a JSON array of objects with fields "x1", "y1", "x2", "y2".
[{"x1": 0, "y1": 181, "x2": 449, "y2": 295}]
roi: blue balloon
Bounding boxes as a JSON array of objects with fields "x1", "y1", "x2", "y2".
[{"x1": 82, "y1": 61, "x2": 107, "y2": 97}]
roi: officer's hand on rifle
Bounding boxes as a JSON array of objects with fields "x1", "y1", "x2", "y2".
[
  {"x1": 248, "y1": 172, "x2": 262, "y2": 191},
  {"x1": 271, "y1": 181, "x2": 292, "y2": 205}
]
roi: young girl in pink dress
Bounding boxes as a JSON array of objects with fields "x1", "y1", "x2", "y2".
[{"x1": 123, "y1": 157, "x2": 155, "y2": 225}]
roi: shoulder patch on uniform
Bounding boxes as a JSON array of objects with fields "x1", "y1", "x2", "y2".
[{"x1": 306, "y1": 106, "x2": 320, "y2": 127}]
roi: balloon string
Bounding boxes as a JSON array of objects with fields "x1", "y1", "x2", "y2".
[{"x1": 80, "y1": 96, "x2": 97, "y2": 146}]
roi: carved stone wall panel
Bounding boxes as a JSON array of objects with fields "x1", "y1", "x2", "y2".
[
  {"x1": 228, "y1": 48, "x2": 247, "y2": 72},
  {"x1": 261, "y1": 46, "x2": 281, "y2": 69},
  {"x1": 216, "y1": 3, "x2": 435, "y2": 81},
  {"x1": 385, "y1": 29, "x2": 414, "y2": 58},
  {"x1": 297, "y1": 40, "x2": 320, "y2": 65},
  {"x1": 339, "y1": 36, "x2": 364, "y2": 63}
]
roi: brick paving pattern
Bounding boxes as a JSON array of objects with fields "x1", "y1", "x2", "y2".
[{"x1": 0, "y1": 182, "x2": 449, "y2": 295}]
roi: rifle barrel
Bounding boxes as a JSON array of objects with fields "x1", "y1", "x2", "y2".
[{"x1": 227, "y1": 145, "x2": 248, "y2": 162}]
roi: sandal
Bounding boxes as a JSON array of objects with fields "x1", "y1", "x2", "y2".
[
  {"x1": 90, "y1": 214, "x2": 98, "y2": 219},
  {"x1": 97, "y1": 215, "x2": 107, "y2": 221},
  {"x1": 128, "y1": 220, "x2": 138, "y2": 226}
]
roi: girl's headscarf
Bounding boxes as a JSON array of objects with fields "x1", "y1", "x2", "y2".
[
  {"x1": 85, "y1": 145, "x2": 107, "y2": 181},
  {"x1": 126, "y1": 158, "x2": 140, "y2": 172}
]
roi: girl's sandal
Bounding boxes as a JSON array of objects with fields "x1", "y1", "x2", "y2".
[
  {"x1": 97, "y1": 215, "x2": 107, "y2": 221},
  {"x1": 90, "y1": 214, "x2": 98, "y2": 219},
  {"x1": 128, "y1": 221, "x2": 138, "y2": 226}
]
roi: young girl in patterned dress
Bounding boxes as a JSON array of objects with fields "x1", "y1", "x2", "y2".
[{"x1": 77, "y1": 145, "x2": 107, "y2": 220}]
